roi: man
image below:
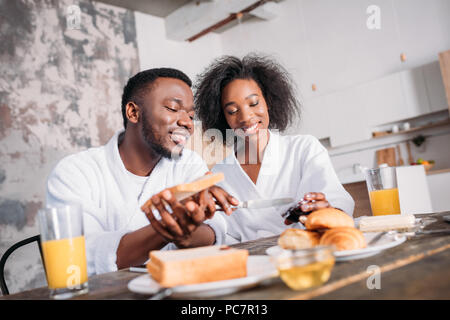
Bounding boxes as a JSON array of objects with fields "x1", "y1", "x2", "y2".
[{"x1": 46, "y1": 68, "x2": 237, "y2": 275}]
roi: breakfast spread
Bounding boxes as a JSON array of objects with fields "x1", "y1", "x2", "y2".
[
  {"x1": 147, "y1": 245, "x2": 248, "y2": 287},
  {"x1": 278, "y1": 208, "x2": 366, "y2": 251}
]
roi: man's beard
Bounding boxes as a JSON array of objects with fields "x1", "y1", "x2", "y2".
[{"x1": 141, "y1": 112, "x2": 182, "y2": 159}]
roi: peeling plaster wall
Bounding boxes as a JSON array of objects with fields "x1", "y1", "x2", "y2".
[{"x1": 0, "y1": 0, "x2": 139, "y2": 294}]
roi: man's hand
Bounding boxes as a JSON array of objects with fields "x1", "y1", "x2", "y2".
[
  {"x1": 284, "y1": 192, "x2": 331, "y2": 225},
  {"x1": 143, "y1": 185, "x2": 238, "y2": 248},
  {"x1": 143, "y1": 189, "x2": 199, "y2": 246}
]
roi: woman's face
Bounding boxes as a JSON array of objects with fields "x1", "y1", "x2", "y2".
[{"x1": 221, "y1": 78, "x2": 270, "y2": 139}]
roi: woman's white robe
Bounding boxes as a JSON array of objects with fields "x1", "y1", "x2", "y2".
[{"x1": 208, "y1": 131, "x2": 354, "y2": 244}]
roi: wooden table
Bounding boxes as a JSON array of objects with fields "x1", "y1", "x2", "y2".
[{"x1": 2, "y1": 212, "x2": 450, "y2": 300}]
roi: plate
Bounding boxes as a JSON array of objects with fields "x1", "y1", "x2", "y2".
[
  {"x1": 127, "y1": 255, "x2": 278, "y2": 298},
  {"x1": 266, "y1": 232, "x2": 407, "y2": 262},
  {"x1": 333, "y1": 232, "x2": 406, "y2": 261}
]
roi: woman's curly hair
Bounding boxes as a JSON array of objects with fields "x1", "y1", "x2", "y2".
[{"x1": 194, "y1": 53, "x2": 301, "y2": 140}]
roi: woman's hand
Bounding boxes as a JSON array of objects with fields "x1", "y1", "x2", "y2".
[
  {"x1": 196, "y1": 185, "x2": 239, "y2": 217},
  {"x1": 284, "y1": 192, "x2": 331, "y2": 225},
  {"x1": 195, "y1": 171, "x2": 239, "y2": 217},
  {"x1": 299, "y1": 192, "x2": 331, "y2": 212}
]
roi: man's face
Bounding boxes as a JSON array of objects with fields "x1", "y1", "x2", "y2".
[{"x1": 139, "y1": 77, "x2": 194, "y2": 159}]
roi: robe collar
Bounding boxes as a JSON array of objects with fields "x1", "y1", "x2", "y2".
[{"x1": 220, "y1": 130, "x2": 281, "y2": 197}]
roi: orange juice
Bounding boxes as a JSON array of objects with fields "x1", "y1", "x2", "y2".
[
  {"x1": 42, "y1": 236, "x2": 88, "y2": 289},
  {"x1": 369, "y1": 188, "x2": 401, "y2": 216}
]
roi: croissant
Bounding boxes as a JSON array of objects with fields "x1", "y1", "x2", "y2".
[
  {"x1": 319, "y1": 227, "x2": 366, "y2": 251},
  {"x1": 305, "y1": 208, "x2": 354, "y2": 230},
  {"x1": 278, "y1": 229, "x2": 321, "y2": 250}
]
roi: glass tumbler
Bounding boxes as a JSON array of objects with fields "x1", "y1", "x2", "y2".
[
  {"x1": 38, "y1": 204, "x2": 89, "y2": 299},
  {"x1": 364, "y1": 165, "x2": 401, "y2": 216}
]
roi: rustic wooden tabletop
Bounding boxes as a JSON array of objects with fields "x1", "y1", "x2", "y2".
[{"x1": 2, "y1": 212, "x2": 449, "y2": 300}]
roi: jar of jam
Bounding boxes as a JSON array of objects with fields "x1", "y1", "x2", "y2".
[{"x1": 281, "y1": 199, "x2": 312, "y2": 223}]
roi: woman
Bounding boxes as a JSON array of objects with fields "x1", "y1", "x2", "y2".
[{"x1": 194, "y1": 54, "x2": 354, "y2": 244}]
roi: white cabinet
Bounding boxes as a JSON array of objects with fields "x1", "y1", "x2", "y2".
[
  {"x1": 293, "y1": 94, "x2": 331, "y2": 140},
  {"x1": 423, "y1": 61, "x2": 448, "y2": 113},
  {"x1": 427, "y1": 171, "x2": 450, "y2": 212},
  {"x1": 299, "y1": 60, "x2": 448, "y2": 147},
  {"x1": 328, "y1": 85, "x2": 371, "y2": 147},
  {"x1": 300, "y1": 85, "x2": 371, "y2": 147},
  {"x1": 364, "y1": 62, "x2": 447, "y2": 128},
  {"x1": 365, "y1": 73, "x2": 407, "y2": 126},
  {"x1": 400, "y1": 67, "x2": 430, "y2": 118}
]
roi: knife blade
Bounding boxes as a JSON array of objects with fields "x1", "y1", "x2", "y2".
[
  {"x1": 367, "y1": 231, "x2": 390, "y2": 246},
  {"x1": 415, "y1": 229, "x2": 450, "y2": 236},
  {"x1": 216, "y1": 197, "x2": 294, "y2": 211}
]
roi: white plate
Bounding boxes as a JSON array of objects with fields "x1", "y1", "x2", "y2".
[
  {"x1": 333, "y1": 232, "x2": 406, "y2": 261},
  {"x1": 266, "y1": 232, "x2": 407, "y2": 262},
  {"x1": 127, "y1": 255, "x2": 278, "y2": 298}
]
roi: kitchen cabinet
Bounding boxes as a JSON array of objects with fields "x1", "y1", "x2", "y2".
[
  {"x1": 423, "y1": 61, "x2": 448, "y2": 113},
  {"x1": 438, "y1": 50, "x2": 450, "y2": 111},
  {"x1": 328, "y1": 85, "x2": 371, "y2": 147},
  {"x1": 365, "y1": 73, "x2": 407, "y2": 126},
  {"x1": 293, "y1": 1, "x2": 449, "y2": 145},
  {"x1": 303, "y1": 61, "x2": 448, "y2": 147},
  {"x1": 400, "y1": 67, "x2": 430, "y2": 118},
  {"x1": 427, "y1": 170, "x2": 450, "y2": 212},
  {"x1": 304, "y1": 94, "x2": 332, "y2": 140},
  {"x1": 364, "y1": 62, "x2": 447, "y2": 127},
  {"x1": 292, "y1": 93, "x2": 331, "y2": 140}
]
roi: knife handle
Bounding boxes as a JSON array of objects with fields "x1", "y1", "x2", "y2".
[
  {"x1": 417, "y1": 229, "x2": 450, "y2": 235},
  {"x1": 215, "y1": 204, "x2": 240, "y2": 211}
]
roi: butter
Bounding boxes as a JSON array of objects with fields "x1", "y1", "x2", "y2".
[{"x1": 359, "y1": 215, "x2": 416, "y2": 232}]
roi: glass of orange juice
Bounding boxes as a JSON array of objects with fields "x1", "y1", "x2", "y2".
[
  {"x1": 38, "y1": 204, "x2": 88, "y2": 299},
  {"x1": 364, "y1": 165, "x2": 401, "y2": 216}
]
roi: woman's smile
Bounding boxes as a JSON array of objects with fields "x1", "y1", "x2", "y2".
[{"x1": 234, "y1": 121, "x2": 261, "y2": 136}]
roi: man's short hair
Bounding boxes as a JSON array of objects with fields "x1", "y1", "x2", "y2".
[{"x1": 121, "y1": 68, "x2": 192, "y2": 128}]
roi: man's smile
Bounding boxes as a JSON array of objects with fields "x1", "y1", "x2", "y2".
[{"x1": 169, "y1": 129, "x2": 190, "y2": 146}]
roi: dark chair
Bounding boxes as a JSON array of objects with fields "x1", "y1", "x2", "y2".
[{"x1": 0, "y1": 235, "x2": 43, "y2": 295}]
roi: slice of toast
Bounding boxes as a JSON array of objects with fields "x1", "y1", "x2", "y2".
[
  {"x1": 147, "y1": 245, "x2": 248, "y2": 287},
  {"x1": 168, "y1": 172, "x2": 224, "y2": 200},
  {"x1": 141, "y1": 172, "x2": 224, "y2": 213}
]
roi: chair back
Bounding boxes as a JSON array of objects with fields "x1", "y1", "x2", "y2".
[{"x1": 0, "y1": 235, "x2": 43, "y2": 295}]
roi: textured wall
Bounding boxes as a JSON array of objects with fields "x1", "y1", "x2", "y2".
[{"x1": 0, "y1": 0, "x2": 139, "y2": 294}]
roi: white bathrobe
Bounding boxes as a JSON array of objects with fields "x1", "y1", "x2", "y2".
[
  {"x1": 208, "y1": 131, "x2": 354, "y2": 244},
  {"x1": 46, "y1": 131, "x2": 208, "y2": 275}
]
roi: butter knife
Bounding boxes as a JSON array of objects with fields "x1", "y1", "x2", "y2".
[
  {"x1": 415, "y1": 229, "x2": 450, "y2": 236},
  {"x1": 216, "y1": 197, "x2": 294, "y2": 211},
  {"x1": 367, "y1": 231, "x2": 389, "y2": 246},
  {"x1": 148, "y1": 287, "x2": 173, "y2": 300},
  {"x1": 368, "y1": 229, "x2": 450, "y2": 246}
]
